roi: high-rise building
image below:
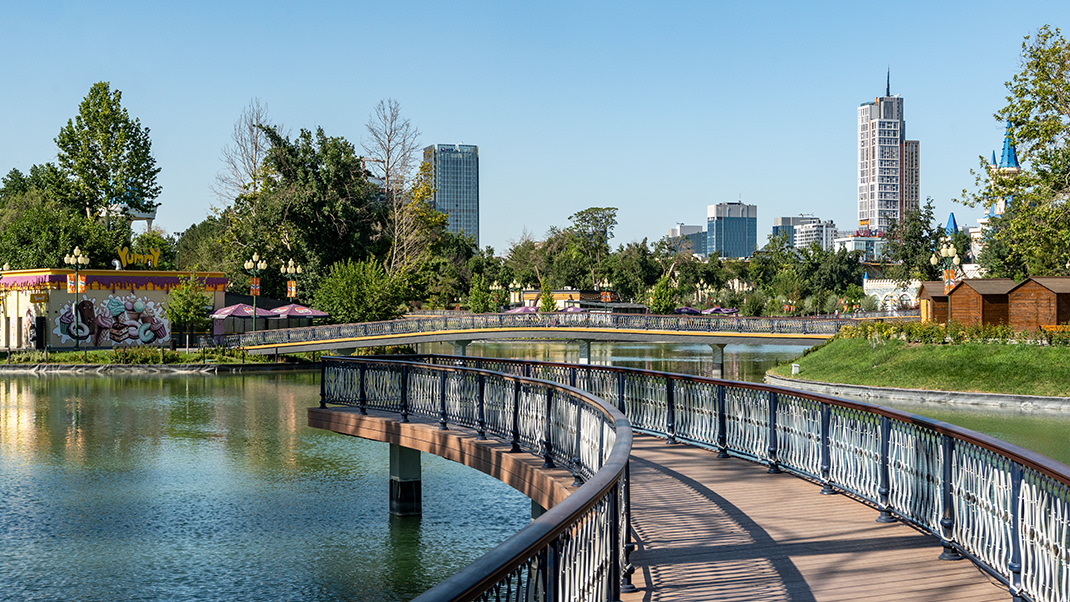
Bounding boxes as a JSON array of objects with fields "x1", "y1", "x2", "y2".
[
  {"x1": 707, "y1": 201, "x2": 757, "y2": 259},
  {"x1": 857, "y1": 73, "x2": 919, "y2": 234},
  {"x1": 794, "y1": 220, "x2": 838, "y2": 251},
  {"x1": 422, "y1": 144, "x2": 479, "y2": 245},
  {"x1": 668, "y1": 224, "x2": 707, "y2": 257},
  {"x1": 772, "y1": 215, "x2": 819, "y2": 247}
]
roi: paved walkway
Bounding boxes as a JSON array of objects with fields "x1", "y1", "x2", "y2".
[{"x1": 622, "y1": 434, "x2": 1008, "y2": 601}]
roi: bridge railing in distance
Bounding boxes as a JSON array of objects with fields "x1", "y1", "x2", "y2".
[
  {"x1": 216, "y1": 312, "x2": 856, "y2": 349},
  {"x1": 319, "y1": 356, "x2": 634, "y2": 602},
  {"x1": 403, "y1": 354, "x2": 1070, "y2": 602}
]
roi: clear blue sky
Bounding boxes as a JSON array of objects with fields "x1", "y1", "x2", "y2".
[{"x1": 2, "y1": 1, "x2": 1067, "y2": 255}]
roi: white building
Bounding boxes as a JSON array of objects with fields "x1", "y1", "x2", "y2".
[
  {"x1": 835, "y1": 234, "x2": 885, "y2": 262},
  {"x1": 794, "y1": 220, "x2": 838, "y2": 251},
  {"x1": 857, "y1": 73, "x2": 919, "y2": 234}
]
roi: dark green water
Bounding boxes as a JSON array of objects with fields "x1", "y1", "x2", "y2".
[{"x1": 0, "y1": 373, "x2": 530, "y2": 601}]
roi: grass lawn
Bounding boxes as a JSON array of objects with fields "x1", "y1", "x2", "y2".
[{"x1": 768, "y1": 338, "x2": 1070, "y2": 398}]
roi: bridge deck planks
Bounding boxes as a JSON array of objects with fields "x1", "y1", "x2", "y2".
[{"x1": 622, "y1": 434, "x2": 1006, "y2": 602}]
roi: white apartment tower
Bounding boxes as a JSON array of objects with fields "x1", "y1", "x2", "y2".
[{"x1": 857, "y1": 72, "x2": 919, "y2": 234}]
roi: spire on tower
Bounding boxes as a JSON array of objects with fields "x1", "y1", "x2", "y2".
[
  {"x1": 886, "y1": 68, "x2": 890, "y2": 97},
  {"x1": 1000, "y1": 122, "x2": 1020, "y2": 169}
]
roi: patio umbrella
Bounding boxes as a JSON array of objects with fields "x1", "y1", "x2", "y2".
[
  {"x1": 269, "y1": 303, "x2": 329, "y2": 318},
  {"x1": 505, "y1": 305, "x2": 538, "y2": 313},
  {"x1": 674, "y1": 307, "x2": 701, "y2": 315},
  {"x1": 210, "y1": 303, "x2": 274, "y2": 319},
  {"x1": 562, "y1": 306, "x2": 585, "y2": 313}
]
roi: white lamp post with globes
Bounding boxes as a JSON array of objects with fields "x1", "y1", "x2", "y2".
[
  {"x1": 930, "y1": 240, "x2": 961, "y2": 294},
  {"x1": 63, "y1": 247, "x2": 90, "y2": 349},
  {"x1": 280, "y1": 259, "x2": 303, "y2": 303},
  {"x1": 244, "y1": 253, "x2": 268, "y2": 332}
]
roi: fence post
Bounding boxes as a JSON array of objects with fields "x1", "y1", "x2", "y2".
[
  {"x1": 767, "y1": 391, "x2": 781, "y2": 474},
  {"x1": 876, "y1": 416, "x2": 896, "y2": 522},
  {"x1": 476, "y1": 373, "x2": 487, "y2": 440},
  {"x1": 938, "y1": 435, "x2": 963, "y2": 560},
  {"x1": 617, "y1": 371, "x2": 626, "y2": 414},
  {"x1": 609, "y1": 478, "x2": 622, "y2": 599},
  {"x1": 438, "y1": 370, "x2": 448, "y2": 430},
  {"x1": 358, "y1": 363, "x2": 367, "y2": 415},
  {"x1": 319, "y1": 360, "x2": 328, "y2": 408},
  {"x1": 511, "y1": 379, "x2": 522, "y2": 453},
  {"x1": 665, "y1": 377, "x2": 677, "y2": 444},
  {"x1": 621, "y1": 462, "x2": 636, "y2": 593},
  {"x1": 716, "y1": 384, "x2": 728, "y2": 458},
  {"x1": 571, "y1": 399, "x2": 583, "y2": 486},
  {"x1": 1009, "y1": 463, "x2": 1024, "y2": 601},
  {"x1": 820, "y1": 403, "x2": 834, "y2": 494},
  {"x1": 400, "y1": 364, "x2": 409, "y2": 423},
  {"x1": 543, "y1": 389, "x2": 556, "y2": 469}
]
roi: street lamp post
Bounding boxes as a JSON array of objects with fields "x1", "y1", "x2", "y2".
[
  {"x1": 63, "y1": 247, "x2": 90, "y2": 349},
  {"x1": 244, "y1": 253, "x2": 268, "y2": 332},
  {"x1": 280, "y1": 259, "x2": 303, "y2": 303},
  {"x1": 930, "y1": 240, "x2": 961, "y2": 294},
  {"x1": 510, "y1": 279, "x2": 521, "y2": 308}
]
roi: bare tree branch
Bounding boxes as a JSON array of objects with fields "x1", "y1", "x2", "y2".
[
  {"x1": 212, "y1": 98, "x2": 272, "y2": 205},
  {"x1": 362, "y1": 98, "x2": 420, "y2": 204}
]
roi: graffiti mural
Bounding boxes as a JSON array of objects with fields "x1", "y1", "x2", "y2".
[{"x1": 53, "y1": 294, "x2": 170, "y2": 346}]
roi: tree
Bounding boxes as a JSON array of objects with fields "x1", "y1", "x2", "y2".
[
  {"x1": 213, "y1": 98, "x2": 273, "y2": 203},
  {"x1": 130, "y1": 228, "x2": 178, "y2": 270},
  {"x1": 648, "y1": 274, "x2": 677, "y2": 314},
  {"x1": 175, "y1": 216, "x2": 228, "y2": 272},
  {"x1": 883, "y1": 199, "x2": 941, "y2": 284},
  {"x1": 363, "y1": 98, "x2": 420, "y2": 203},
  {"x1": 164, "y1": 274, "x2": 212, "y2": 349},
  {"x1": 313, "y1": 259, "x2": 406, "y2": 323},
  {"x1": 467, "y1": 273, "x2": 493, "y2": 313},
  {"x1": 567, "y1": 207, "x2": 617, "y2": 285},
  {"x1": 55, "y1": 82, "x2": 161, "y2": 219},
  {"x1": 539, "y1": 280, "x2": 556, "y2": 312},
  {"x1": 384, "y1": 161, "x2": 448, "y2": 276},
  {"x1": 0, "y1": 189, "x2": 129, "y2": 269},
  {"x1": 960, "y1": 26, "x2": 1070, "y2": 276}
]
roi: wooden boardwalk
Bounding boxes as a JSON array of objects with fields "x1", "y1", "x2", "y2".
[{"x1": 622, "y1": 434, "x2": 1008, "y2": 601}]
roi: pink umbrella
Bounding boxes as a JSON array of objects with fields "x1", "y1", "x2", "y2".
[
  {"x1": 269, "y1": 303, "x2": 329, "y2": 318},
  {"x1": 210, "y1": 303, "x2": 274, "y2": 319},
  {"x1": 505, "y1": 305, "x2": 538, "y2": 313}
]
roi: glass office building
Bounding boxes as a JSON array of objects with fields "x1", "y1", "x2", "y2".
[
  {"x1": 423, "y1": 144, "x2": 479, "y2": 246},
  {"x1": 707, "y1": 201, "x2": 757, "y2": 259}
]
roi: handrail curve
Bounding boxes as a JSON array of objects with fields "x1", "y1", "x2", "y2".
[
  {"x1": 399, "y1": 354, "x2": 1070, "y2": 602},
  {"x1": 319, "y1": 356, "x2": 634, "y2": 602}
]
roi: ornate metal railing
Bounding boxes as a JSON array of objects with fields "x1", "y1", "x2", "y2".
[
  {"x1": 399, "y1": 354, "x2": 1069, "y2": 602},
  {"x1": 210, "y1": 312, "x2": 855, "y2": 349},
  {"x1": 319, "y1": 356, "x2": 634, "y2": 602}
]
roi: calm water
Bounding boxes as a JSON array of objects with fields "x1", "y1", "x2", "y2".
[
  {"x1": 0, "y1": 373, "x2": 530, "y2": 602},
  {"x1": 3, "y1": 342, "x2": 1068, "y2": 602}
]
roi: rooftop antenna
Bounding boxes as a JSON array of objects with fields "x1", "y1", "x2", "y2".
[{"x1": 886, "y1": 67, "x2": 891, "y2": 97}]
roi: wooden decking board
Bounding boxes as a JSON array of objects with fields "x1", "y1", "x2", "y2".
[{"x1": 623, "y1": 434, "x2": 1007, "y2": 601}]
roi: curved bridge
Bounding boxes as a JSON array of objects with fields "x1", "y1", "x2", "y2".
[
  {"x1": 313, "y1": 354, "x2": 1070, "y2": 602},
  {"x1": 226, "y1": 313, "x2": 854, "y2": 355}
]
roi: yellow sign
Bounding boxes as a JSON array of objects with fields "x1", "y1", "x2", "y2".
[
  {"x1": 30, "y1": 293, "x2": 49, "y2": 303},
  {"x1": 117, "y1": 246, "x2": 161, "y2": 268}
]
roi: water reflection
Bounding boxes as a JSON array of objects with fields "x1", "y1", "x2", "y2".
[{"x1": 0, "y1": 373, "x2": 530, "y2": 602}]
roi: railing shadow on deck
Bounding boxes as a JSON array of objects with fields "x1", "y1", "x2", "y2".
[{"x1": 373, "y1": 354, "x2": 1069, "y2": 602}]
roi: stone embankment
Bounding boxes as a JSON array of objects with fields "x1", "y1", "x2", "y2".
[
  {"x1": 0, "y1": 363, "x2": 314, "y2": 375},
  {"x1": 765, "y1": 372, "x2": 1070, "y2": 413}
]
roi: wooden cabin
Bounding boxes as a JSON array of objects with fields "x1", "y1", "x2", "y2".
[
  {"x1": 917, "y1": 281, "x2": 949, "y2": 324},
  {"x1": 1008, "y1": 277, "x2": 1070, "y2": 331},
  {"x1": 947, "y1": 279, "x2": 1017, "y2": 326}
]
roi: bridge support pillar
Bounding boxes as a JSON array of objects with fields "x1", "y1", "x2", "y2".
[
  {"x1": 389, "y1": 444, "x2": 422, "y2": 516},
  {"x1": 531, "y1": 500, "x2": 547, "y2": 520},
  {"x1": 709, "y1": 343, "x2": 726, "y2": 379},
  {"x1": 333, "y1": 348, "x2": 357, "y2": 357},
  {"x1": 577, "y1": 340, "x2": 591, "y2": 365},
  {"x1": 451, "y1": 340, "x2": 471, "y2": 356}
]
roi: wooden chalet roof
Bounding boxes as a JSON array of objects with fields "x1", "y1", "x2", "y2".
[
  {"x1": 917, "y1": 281, "x2": 947, "y2": 299},
  {"x1": 1010, "y1": 277, "x2": 1070, "y2": 295},
  {"x1": 948, "y1": 278, "x2": 1018, "y2": 296}
]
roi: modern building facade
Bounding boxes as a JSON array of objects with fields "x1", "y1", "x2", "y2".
[
  {"x1": 857, "y1": 75, "x2": 919, "y2": 234},
  {"x1": 794, "y1": 220, "x2": 838, "y2": 251},
  {"x1": 668, "y1": 224, "x2": 707, "y2": 257},
  {"x1": 422, "y1": 144, "x2": 479, "y2": 246},
  {"x1": 772, "y1": 215, "x2": 818, "y2": 247},
  {"x1": 707, "y1": 201, "x2": 757, "y2": 259}
]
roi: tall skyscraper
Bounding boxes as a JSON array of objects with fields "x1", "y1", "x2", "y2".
[
  {"x1": 772, "y1": 215, "x2": 818, "y2": 247},
  {"x1": 857, "y1": 73, "x2": 919, "y2": 233},
  {"x1": 707, "y1": 201, "x2": 757, "y2": 259},
  {"x1": 422, "y1": 144, "x2": 479, "y2": 245}
]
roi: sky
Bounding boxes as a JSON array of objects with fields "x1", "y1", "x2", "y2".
[{"x1": 2, "y1": 1, "x2": 1068, "y2": 256}]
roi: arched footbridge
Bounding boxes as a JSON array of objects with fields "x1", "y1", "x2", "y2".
[
  {"x1": 223, "y1": 313, "x2": 856, "y2": 376},
  {"x1": 312, "y1": 354, "x2": 1069, "y2": 602}
]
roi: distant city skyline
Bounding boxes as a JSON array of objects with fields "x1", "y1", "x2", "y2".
[{"x1": 1, "y1": 2, "x2": 1066, "y2": 255}]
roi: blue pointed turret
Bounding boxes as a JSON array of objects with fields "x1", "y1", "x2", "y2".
[
  {"x1": 945, "y1": 212, "x2": 958, "y2": 236},
  {"x1": 991, "y1": 150, "x2": 998, "y2": 166},
  {"x1": 1000, "y1": 122, "x2": 1020, "y2": 169}
]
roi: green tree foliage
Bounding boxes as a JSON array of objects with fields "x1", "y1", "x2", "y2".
[
  {"x1": 164, "y1": 274, "x2": 212, "y2": 349},
  {"x1": 130, "y1": 228, "x2": 177, "y2": 270},
  {"x1": 603, "y1": 239, "x2": 659, "y2": 303},
  {"x1": 960, "y1": 26, "x2": 1070, "y2": 276},
  {"x1": 567, "y1": 207, "x2": 617, "y2": 284},
  {"x1": 539, "y1": 280, "x2": 556, "y2": 312},
  {"x1": 0, "y1": 189, "x2": 129, "y2": 269},
  {"x1": 883, "y1": 199, "x2": 941, "y2": 284},
  {"x1": 175, "y1": 216, "x2": 228, "y2": 272},
  {"x1": 467, "y1": 273, "x2": 493, "y2": 313},
  {"x1": 648, "y1": 274, "x2": 677, "y2": 314},
  {"x1": 313, "y1": 259, "x2": 406, "y2": 323},
  {"x1": 55, "y1": 82, "x2": 161, "y2": 219}
]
